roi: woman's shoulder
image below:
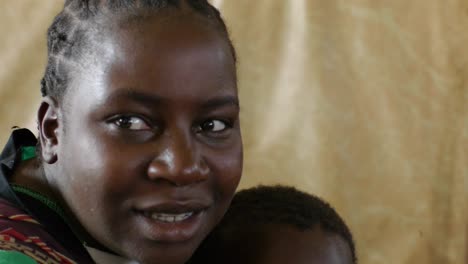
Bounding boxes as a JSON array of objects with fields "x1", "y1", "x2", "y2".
[{"x1": 0, "y1": 197, "x2": 78, "y2": 264}]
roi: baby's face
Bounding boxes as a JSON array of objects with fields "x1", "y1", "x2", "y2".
[
  {"x1": 253, "y1": 225, "x2": 353, "y2": 264},
  {"x1": 216, "y1": 224, "x2": 353, "y2": 264}
]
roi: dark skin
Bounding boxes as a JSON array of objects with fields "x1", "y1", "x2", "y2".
[
  {"x1": 13, "y1": 10, "x2": 242, "y2": 264},
  {"x1": 214, "y1": 224, "x2": 353, "y2": 264}
]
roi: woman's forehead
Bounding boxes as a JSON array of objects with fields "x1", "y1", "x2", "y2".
[
  {"x1": 112, "y1": 12, "x2": 230, "y2": 55},
  {"x1": 64, "y1": 14, "x2": 236, "y2": 109}
]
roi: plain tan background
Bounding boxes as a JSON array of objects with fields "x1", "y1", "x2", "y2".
[{"x1": 0, "y1": 1, "x2": 466, "y2": 263}]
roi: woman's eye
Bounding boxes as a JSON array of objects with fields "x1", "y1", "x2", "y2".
[
  {"x1": 112, "y1": 116, "x2": 150, "y2": 130},
  {"x1": 200, "y1": 119, "x2": 229, "y2": 132}
]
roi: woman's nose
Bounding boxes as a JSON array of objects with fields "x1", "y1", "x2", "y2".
[{"x1": 146, "y1": 133, "x2": 209, "y2": 186}]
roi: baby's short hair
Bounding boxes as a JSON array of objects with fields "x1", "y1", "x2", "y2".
[{"x1": 191, "y1": 185, "x2": 357, "y2": 263}]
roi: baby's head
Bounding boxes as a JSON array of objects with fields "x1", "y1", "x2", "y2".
[
  {"x1": 190, "y1": 186, "x2": 357, "y2": 264},
  {"x1": 37, "y1": 1, "x2": 242, "y2": 264}
]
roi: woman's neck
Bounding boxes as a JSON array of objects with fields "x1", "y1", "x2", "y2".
[{"x1": 10, "y1": 158, "x2": 110, "y2": 252}]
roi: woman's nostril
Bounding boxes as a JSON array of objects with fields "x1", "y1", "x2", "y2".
[{"x1": 147, "y1": 147, "x2": 209, "y2": 186}]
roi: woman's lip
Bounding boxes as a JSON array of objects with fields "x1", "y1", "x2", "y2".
[
  {"x1": 134, "y1": 209, "x2": 207, "y2": 243},
  {"x1": 131, "y1": 198, "x2": 212, "y2": 242},
  {"x1": 134, "y1": 200, "x2": 211, "y2": 214}
]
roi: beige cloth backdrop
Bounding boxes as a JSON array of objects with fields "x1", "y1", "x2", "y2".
[{"x1": 0, "y1": 1, "x2": 466, "y2": 264}]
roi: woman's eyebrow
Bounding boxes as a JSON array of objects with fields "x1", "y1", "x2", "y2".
[
  {"x1": 105, "y1": 89, "x2": 163, "y2": 106},
  {"x1": 105, "y1": 90, "x2": 239, "y2": 110},
  {"x1": 200, "y1": 96, "x2": 240, "y2": 110}
]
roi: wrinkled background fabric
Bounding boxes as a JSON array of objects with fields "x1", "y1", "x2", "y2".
[{"x1": 0, "y1": 1, "x2": 466, "y2": 263}]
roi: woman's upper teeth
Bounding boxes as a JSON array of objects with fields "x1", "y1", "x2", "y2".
[{"x1": 150, "y1": 212, "x2": 194, "y2": 222}]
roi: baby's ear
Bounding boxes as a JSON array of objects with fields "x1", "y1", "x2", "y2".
[{"x1": 37, "y1": 96, "x2": 61, "y2": 164}]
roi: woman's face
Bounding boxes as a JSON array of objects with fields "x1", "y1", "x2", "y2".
[{"x1": 42, "y1": 13, "x2": 242, "y2": 264}]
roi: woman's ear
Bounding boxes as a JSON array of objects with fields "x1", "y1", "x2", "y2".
[{"x1": 37, "y1": 96, "x2": 61, "y2": 164}]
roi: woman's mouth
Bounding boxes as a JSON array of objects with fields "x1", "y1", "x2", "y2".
[
  {"x1": 142, "y1": 211, "x2": 194, "y2": 223},
  {"x1": 133, "y1": 202, "x2": 210, "y2": 242}
]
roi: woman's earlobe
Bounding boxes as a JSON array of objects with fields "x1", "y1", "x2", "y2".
[{"x1": 37, "y1": 96, "x2": 60, "y2": 164}]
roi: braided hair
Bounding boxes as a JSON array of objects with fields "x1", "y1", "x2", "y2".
[{"x1": 40, "y1": 0, "x2": 235, "y2": 100}]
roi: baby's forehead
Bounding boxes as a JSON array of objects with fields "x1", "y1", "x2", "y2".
[
  {"x1": 258, "y1": 223, "x2": 335, "y2": 245},
  {"x1": 234, "y1": 224, "x2": 353, "y2": 264}
]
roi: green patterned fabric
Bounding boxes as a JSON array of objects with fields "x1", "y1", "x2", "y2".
[{"x1": 0, "y1": 250, "x2": 38, "y2": 264}]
